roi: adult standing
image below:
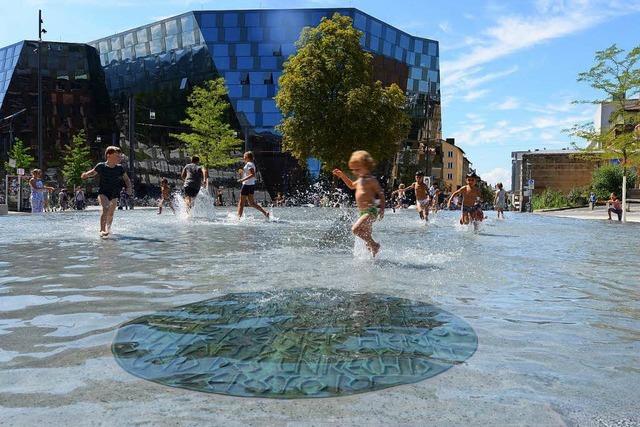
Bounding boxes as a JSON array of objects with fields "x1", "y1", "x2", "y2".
[{"x1": 181, "y1": 155, "x2": 206, "y2": 214}]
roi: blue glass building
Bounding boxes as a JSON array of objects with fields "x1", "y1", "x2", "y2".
[{"x1": 89, "y1": 8, "x2": 441, "y2": 192}]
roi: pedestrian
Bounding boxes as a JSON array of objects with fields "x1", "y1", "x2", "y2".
[
  {"x1": 589, "y1": 192, "x2": 597, "y2": 210},
  {"x1": 181, "y1": 155, "x2": 206, "y2": 214},
  {"x1": 607, "y1": 192, "x2": 623, "y2": 221},
  {"x1": 59, "y1": 188, "x2": 69, "y2": 211},
  {"x1": 332, "y1": 150, "x2": 385, "y2": 257},
  {"x1": 237, "y1": 151, "x2": 269, "y2": 219},
  {"x1": 75, "y1": 187, "x2": 86, "y2": 210},
  {"x1": 81, "y1": 146, "x2": 133, "y2": 237},
  {"x1": 494, "y1": 182, "x2": 507, "y2": 219},
  {"x1": 28, "y1": 169, "x2": 54, "y2": 214}
]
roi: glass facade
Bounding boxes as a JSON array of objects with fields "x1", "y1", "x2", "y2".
[
  {"x1": 89, "y1": 8, "x2": 441, "y2": 193},
  {"x1": 0, "y1": 41, "x2": 114, "y2": 172}
]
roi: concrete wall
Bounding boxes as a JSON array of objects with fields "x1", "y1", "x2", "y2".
[{"x1": 522, "y1": 152, "x2": 603, "y2": 194}]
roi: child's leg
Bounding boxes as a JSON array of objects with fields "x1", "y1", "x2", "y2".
[
  {"x1": 247, "y1": 194, "x2": 269, "y2": 218},
  {"x1": 158, "y1": 199, "x2": 163, "y2": 214},
  {"x1": 237, "y1": 195, "x2": 245, "y2": 217},
  {"x1": 98, "y1": 195, "x2": 110, "y2": 233},
  {"x1": 416, "y1": 204, "x2": 423, "y2": 220},
  {"x1": 105, "y1": 199, "x2": 118, "y2": 233},
  {"x1": 352, "y1": 215, "x2": 379, "y2": 255}
]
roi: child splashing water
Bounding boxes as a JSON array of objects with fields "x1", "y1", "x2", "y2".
[
  {"x1": 447, "y1": 171, "x2": 484, "y2": 230},
  {"x1": 81, "y1": 146, "x2": 132, "y2": 237},
  {"x1": 237, "y1": 151, "x2": 269, "y2": 219},
  {"x1": 332, "y1": 151, "x2": 385, "y2": 257}
]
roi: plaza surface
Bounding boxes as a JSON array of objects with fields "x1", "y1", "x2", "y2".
[
  {"x1": 0, "y1": 207, "x2": 639, "y2": 426},
  {"x1": 537, "y1": 205, "x2": 640, "y2": 223}
]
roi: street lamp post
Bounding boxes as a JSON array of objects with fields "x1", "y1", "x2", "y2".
[{"x1": 37, "y1": 10, "x2": 46, "y2": 169}]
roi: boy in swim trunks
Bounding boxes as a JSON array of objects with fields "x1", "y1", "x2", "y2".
[
  {"x1": 157, "y1": 178, "x2": 175, "y2": 214},
  {"x1": 332, "y1": 150, "x2": 385, "y2": 257},
  {"x1": 403, "y1": 171, "x2": 430, "y2": 221},
  {"x1": 447, "y1": 172, "x2": 484, "y2": 226},
  {"x1": 81, "y1": 146, "x2": 132, "y2": 237}
]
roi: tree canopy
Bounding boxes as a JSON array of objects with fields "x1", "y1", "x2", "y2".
[
  {"x1": 570, "y1": 44, "x2": 640, "y2": 170},
  {"x1": 275, "y1": 13, "x2": 410, "y2": 170},
  {"x1": 62, "y1": 130, "x2": 93, "y2": 188},
  {"x1": 3, "y1": 138, "x2": 34, "y2": 173},
  {"x1": 172, "y1": 78, "x2": 242, "y2": 169}
]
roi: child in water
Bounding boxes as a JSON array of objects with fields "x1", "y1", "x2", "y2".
[
  {"x1": 404, "y1": 171, "x2": 430, "y2": 222},
  {"x1": 157, "y1": 178, "x2": 175, "y2": 214},
  {"x1": 81, "y1": 146, "x2": 132, "y2": 237},
  {"x1": 332, "y1": 151, "x2": 385, "y2": 257},
  {"x1": 237, "y1": 151, "x2": 269, "y2": 219},
  {"x1": 447, "y1": 172, "x2": 484, "y2": 227}
]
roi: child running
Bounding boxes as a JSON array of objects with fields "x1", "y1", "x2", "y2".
[
  {"x1": 391, "y1": 184, "x2": 407, "y2": 210},
  {"x1": 447, "y1": 172, "x2": 484, "y2": 227},
  {"x1": 157, "y1": 178, "x2": 175, "y2": 215},
  {"x1": 494, "y1": 182, "x2": 507, "y2": 219},
  {"x1": 237, "y1": 151, "x2": 269, "y2": 219},
  {"x1": 404, "y1": 171, "x2": 430, "y2": 222},
  {"x1": 81, "y1": 146, "x2": 132, "y2": 237},
  {"x1": 28, "y1": 169, "x2": 54, "y2": 214},
  {"x1": 332, "y1": 151, "x2": 385, "y2": 257}
]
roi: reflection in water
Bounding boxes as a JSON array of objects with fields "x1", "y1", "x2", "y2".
[{"x1": 112, "y1": 288, "x2": 477, "y2": 398}]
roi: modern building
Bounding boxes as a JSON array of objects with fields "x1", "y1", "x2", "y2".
[
  {"x1": 594, "y1": 98, "x2": 640, "y2": 137},
  {"x1": 441, "y1": 138, "x2": 466, "y2": 192},
  {"x1": 511, "y1": 149, "x2": 604, "y2": 211},
  {"x1": 89, "y1": 8, "x2": 441, "y2": 194},
  {"x1": 0, "y1": 41, "x2": 114, "y2": 176}
]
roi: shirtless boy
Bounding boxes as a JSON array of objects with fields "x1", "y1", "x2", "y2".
[
  {"x1": 332, "y1": 150, "x2": 385, "y2": 257},
  {"x1": 447, "y1": 171, "x2": 484, "y2": 226},
  {"x1": 404, "y1": 171, "x2": 430, "y2": 221},
  {"x1": 158, "y1": 178, "x2": 175, "y2": 214}
]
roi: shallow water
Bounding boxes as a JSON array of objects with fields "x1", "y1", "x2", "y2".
[{"x1": 0, "y1": 207, "x2": 639, "y2": 425}]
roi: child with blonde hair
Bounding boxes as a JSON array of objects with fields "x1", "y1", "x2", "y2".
[{"x1": 332, "y1": 151, "x2": 385, "y2": 257}]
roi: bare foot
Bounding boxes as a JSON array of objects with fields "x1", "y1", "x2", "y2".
[{"x1": 265, "y1": 211, "x2": 270, "y2": 220}]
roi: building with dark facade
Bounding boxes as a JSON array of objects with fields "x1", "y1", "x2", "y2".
[
  {"x1": 0, "y1": 41, "x2": 114, "y2": 176},
  {"x1": 89, "y1": 8, "x2": 441, "y2": 193}
]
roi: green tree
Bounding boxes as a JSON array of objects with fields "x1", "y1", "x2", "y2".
[
  {"x1": 591, "y1": 164, "x2": 637, "y2": 198},
  {"x1": 570, "y1": 45, "x2": 640, "y2": 175},
  {"x1": 3, "y1": 138, "x2": 35, "y2": 173},
  {"x1": 275, "y1": 13, "x2": 410, "y2": 170},
  {"x1": 172, "y1": 78, "x2": 242, "y2": 168},
  {"x1": 62, "y1": 130, "x2": 94, "y2": 188}
]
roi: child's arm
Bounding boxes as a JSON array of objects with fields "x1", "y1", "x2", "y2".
[
  {"x1": 447, "y1": 187, "x2": 463, "y2": 207},
  {"x1": 332, "y1": 169, "x2": 356, "y2": 190},
  {"x1": 81, "y1": 167, "x2": 97, "y2": 180},
  {"x1": 239, "y1": 166, "x2": 255, "y2": 183},
  {"x1": 29, "y1": 177, "x2": 37, "y2": 190}
]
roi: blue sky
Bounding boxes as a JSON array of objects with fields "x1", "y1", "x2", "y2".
[{"x1": 2, "y1": 0, "x2": 640, "y2": 188}]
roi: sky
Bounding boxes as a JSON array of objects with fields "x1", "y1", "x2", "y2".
[{"x1": 2, "y1": 0, "x2": 640, "y2": 189}]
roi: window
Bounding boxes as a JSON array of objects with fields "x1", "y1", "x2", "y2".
[
  {"x1": 165, "y1": 20, "x2": 179, "y2": 36},
  {"x1": 370, "y1": 20, "x2": 382, "y2": 37},
  {"x1": 124, "y1": 32, "x2": 135, "y2": 47},
  {"x1": 247, "y1": 27, "x2": 263, "y2": 42},
  {"x1": 165, "y1": 35, "x2": 179, "y2": 50},
  {"x1": 223, "y1": 13, "x2": 238, "y2": 27},
  {"x1": 149, "y1": 39, "x2": 163, "y2": 54},
  {"x1": 224, "y1": 28, "x2": 241, "y2": 42},
  {"x1": 235, "y1": 44, "x2": 251, "y2": 56},
  {"x1": 137, "y1": 29, "x2": 149, "y2": 43},
  {"x1": 181, "y1": 15, "x2": 195, "y2": 32},
  {"x1": 447, "y1": 173, "x2": 453, "y2": 180},
  {"x1": 111, "y1": 37, "x2": 122, "y2": 50},
  {"x1": 354, "y1": 13, "x2": 366, "y2": 30},
  {"x1": 240, "y1": 72, "x2": 250, "y2": 85},
  {"x1": 414, "y1": 39, "x2": 423, "y2": 53},
  {"x1": 182, "y1": 31, "x2": 196, "y2": 46},
  {"x1": 245, "y1": 12, "x2": 260, "y2": 26},
  {"x1": 447, "y1": 162, "x2": 453, "y2": 169},
  {"x1": 448, "y1": 151, "x2": 453, "y2": 158},
  {"x1": 151, "y1": 24, "x2": 163, "y2": 40}
]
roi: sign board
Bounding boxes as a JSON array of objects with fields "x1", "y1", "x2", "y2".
[
  {"x1": 17, "y1": 168, "x2": 25, "y2": 176},
  {"x1": 527, "y1": 179, "x2": 535, "y2": 189},
  {"x1": 8, "y1": 158, "x2": 16, "y2": 168}
]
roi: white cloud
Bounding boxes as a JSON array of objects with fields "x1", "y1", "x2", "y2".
[
  {"x1": 481, "y1": 167, "x2": 511, "y2": 189},
  {"x1": 441, "y1": 0, "x2": 640, "y2": 91},
  {"x1": 462, "y1": 89, "x2": 490, "y2": 102},
  {"x1": 439, "y1": 21, "x2": 451, "y2": 33},
  {"x1": 496, "y1": 96, "x2": 520, "y2": 110}
]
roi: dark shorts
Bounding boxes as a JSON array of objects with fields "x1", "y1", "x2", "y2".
[
  {"x1": 183, "y1": 185, "x2": 200, "y2": 198},
  {"x1": 241, "y1": 185, "x2": 255, "y2": 196},
  {"x1": 98, "y1": 188, "x2": 120, "y2": 201}
]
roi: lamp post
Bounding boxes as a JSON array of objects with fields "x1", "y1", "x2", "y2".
[{"x1": 37, "y1": 10, "x2": 47, "y2": 170}]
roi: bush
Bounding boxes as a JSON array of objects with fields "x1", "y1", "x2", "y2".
[
  {"x1": 532, "y1": 189, "x2": 569, "y2": 210},
  {"x1": 591, "y1": 164, "x2": 637, "y2": 199},
  {"x1": 567, "y1": 186, "x2": 589, "y2": 206}
]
